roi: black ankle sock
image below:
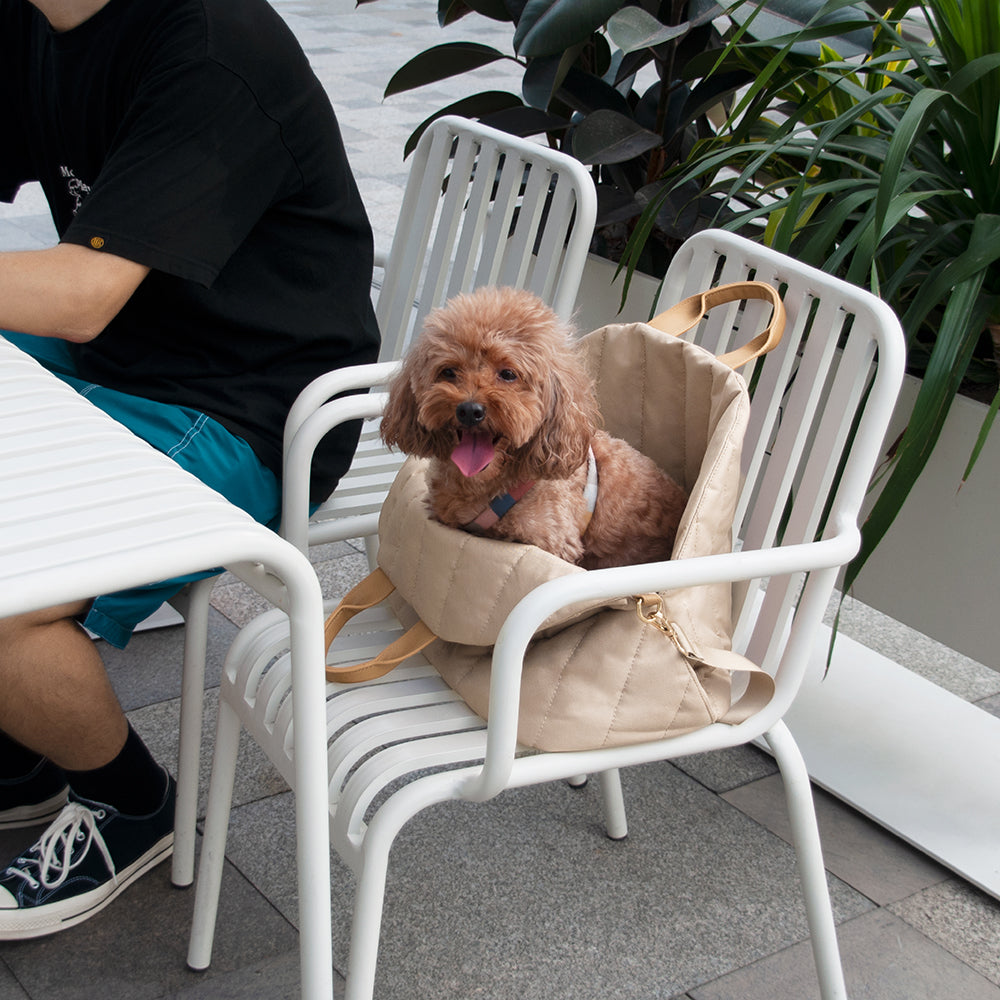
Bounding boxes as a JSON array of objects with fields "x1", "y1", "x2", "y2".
[
  {"x1": 0, "y1": 730, "x2": 49, "y2": 780},
  {"x1": 65, "y1": 724, "x2": 168, "y2": 816}
]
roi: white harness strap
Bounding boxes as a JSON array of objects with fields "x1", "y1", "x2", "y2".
[
  {"x1": 466, "y1": 448, "x2": 598, "y2": 535},
  {"x1": 582, "y1": 446, "x2": 599, "y2": 523}
]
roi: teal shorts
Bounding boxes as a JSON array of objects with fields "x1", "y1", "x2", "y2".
[{"x1": 5, "y1": 332, "x2": 282, "y2": 648}]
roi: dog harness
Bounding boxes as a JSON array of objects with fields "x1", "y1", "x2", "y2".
[
  {"x1": 464, "y1": 447, "x2": 599, "y2": 533},
  {"x1": 582, "y1": 445, "x2": 599, "y2": 526},
  {"x1": 464, "y1": 479, "x2": 535, "y2": 533}
]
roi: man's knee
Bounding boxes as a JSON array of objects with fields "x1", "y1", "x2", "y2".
[{"x1": 0, "y1": 600, "x2": 93, "y2": 640}]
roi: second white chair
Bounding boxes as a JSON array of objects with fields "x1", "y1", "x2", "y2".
[{"x1": 186, "y1": 229, "x2": 906, "y2": 1000}]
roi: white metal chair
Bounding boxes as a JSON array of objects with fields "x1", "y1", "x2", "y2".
[
  {"x1": 169, "y1": 115, "x2": 597, "y2": 888},
  {"x1": 186, "y1": 228, "x2": 905, "y2": 1000}
]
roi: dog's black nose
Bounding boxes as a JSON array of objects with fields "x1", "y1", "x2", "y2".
[{"x1": 456, "y1": 400, "x2": 486, "y2": 427}]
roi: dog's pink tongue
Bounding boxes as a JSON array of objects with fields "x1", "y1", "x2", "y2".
[{"x1": 451, "y1": 431, "x2": 495, "y2": 477}]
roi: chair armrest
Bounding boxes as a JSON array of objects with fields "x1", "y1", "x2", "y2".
[
  {"x1": 281, "y1": 391, "x2": 390, "y2": 553},
  {"x1": 466, "y1": 522, "x2": 861, "y2": 799},
  {"x1": 282, "y1": 360, "x2": 401, "y2": 457}
]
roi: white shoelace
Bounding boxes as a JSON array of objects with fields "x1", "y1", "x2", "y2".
[{"x1": 6, "y1": 803, "x2": 117, "y2": 892}]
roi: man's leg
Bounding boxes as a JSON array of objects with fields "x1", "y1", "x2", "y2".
[
  {"x1": 0, "y1": 606, "x2": 174, "y2": 940},
  {"x1": 0, "y1": 602, "x2": 126, "y2": 770}
]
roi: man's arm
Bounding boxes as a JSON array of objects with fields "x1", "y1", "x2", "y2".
[{"x1": 0, "y1": 242, "x2": 149, "y2": 343}]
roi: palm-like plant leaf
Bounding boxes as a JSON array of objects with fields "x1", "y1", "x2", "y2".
[{"x1": 621, "y1": 0, "x2": 1000, "y2": 589}]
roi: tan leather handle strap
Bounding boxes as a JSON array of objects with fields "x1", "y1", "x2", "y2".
[
  {"x1": 324, "y1": 567, "x2": 437, "y2": 683},
  {"x1": 697, "y1": 647, "x2": 775, "y2": 724},
  {"x1": 325, "y1": 620, "x2": 437, "y2": 684},
  {"x1": 647, "y1": 280, "x2": 785, "y2": 370},
  {"x1": 634, "y1": 595, "x2": 774, "y2": 723}
]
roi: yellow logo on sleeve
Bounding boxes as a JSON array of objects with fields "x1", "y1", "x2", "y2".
[{"x1": 90, "y1": 236, "x2": 105, "y2": 249}]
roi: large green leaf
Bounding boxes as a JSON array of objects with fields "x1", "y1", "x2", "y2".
[
  {"x1": 873, "y1": 87, "x2": 953, "y2": 242},
  {"x1": 437, "y1": 0, "x2": 469, "y2": 26},
  {"x1": 402, "y1": 92, "x2": 524, "y2": 157},
  {"x1": 963, "y1": 380, "x2": 1000, "y2": 484},
  {"x1": 480, "y1": 104, "x2": 568, "y2": 137},
  {"x1": 709, "y1": 26, "x2": 873, "y2": 132},
  {"x1": 513, "y1": 0, "x2": 623, "y2": 58},
  {"x1": 464, "y1": 0, "x2": 516, "y2": 21},
  {"x1": 384, "y1": 43, "x2": 514, "y2": 97},
  {"x1": 572, "y1": 109, "x2": 662, "y2": 164},
  {"x1": 522, "y1": 51, "x2": 576, "y2": 109},
  {"x1": 595, "y1": 181, "x2": 643, "y2": 226},
  {"x1": 437, "y1": 0, "x2": 514, "y2": 27},
  {"x1": 679, "y1": 70, "x2": 755, "y2": 129},
  {"x1": 605, "y1": 8, "x2": 691, "y2": 54},
  {"x1": 555, "y1": 64, "x2": 633, "y2": 117},
  {"x1": 900, "y1": 216, "x2": 1000, "y2": 343},
  {"x1": 727, "y1": 0, "x2": 874, "y2": 57}
]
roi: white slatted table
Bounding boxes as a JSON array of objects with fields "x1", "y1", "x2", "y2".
[{"x1": 0, "y1": 335, "x2": 334, "y2": 999}]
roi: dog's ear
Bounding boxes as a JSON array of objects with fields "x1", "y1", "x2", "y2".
[
  {"x1": 519, "y1": 341, "x2": 599, "y2": 479},
  {"x1": 380, "y1": 362, "x2": 437, "y2": 457}
]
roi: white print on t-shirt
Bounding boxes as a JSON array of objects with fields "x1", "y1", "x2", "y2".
[{"x1": 59, "y1": 166, "x2": 91, "y2": 214}]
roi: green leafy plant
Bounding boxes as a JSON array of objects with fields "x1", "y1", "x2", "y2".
[
  {"x1": 370, "y1": 0, "x2": 869, "y2": 273},
  {"x1": 621, "y1": 0, "x2": 1000, "y2": 589}
]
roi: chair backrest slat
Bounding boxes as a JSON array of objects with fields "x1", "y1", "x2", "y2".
[
  {"x1": 496, "y1": 157, "x2": 551, "y2": 291},
  {"x1": 376, "y1": 124, "x2": 458, "y2": 360},
  {"x1": 660, "y1": 229, "x2": 904, "y2": 690},
  {"x1": 423, "y1": 132, "x2": 483, "y2": 312},
  {"x1": 441, "y1": 135, "x2": 501, "y2": 304},
  {"x1": 375, "y1": 116, "x2": 597, "y2": 364},
  {"x1": 529, "y1": 177, "x2": 576, "y2": 305}
]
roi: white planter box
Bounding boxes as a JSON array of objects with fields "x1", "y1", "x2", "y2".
[
  {"x1": 852, "y1": 373, "x2": 1000, "y2": 671},
  {"x1": 573, "y1": 253, "x2": 664, "y2": 329}
]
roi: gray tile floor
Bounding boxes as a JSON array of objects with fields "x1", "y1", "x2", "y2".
[{"x1": 2, "y1": 1, "x2": 1000, "y2": 997}]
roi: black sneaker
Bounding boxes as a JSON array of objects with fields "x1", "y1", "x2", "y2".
[
  {"x1": 0, "y1": 772, "x2": 175, "y2": 940},
  {"x1": 0, "y1": 759, "x2": 69, "y2": 831}
]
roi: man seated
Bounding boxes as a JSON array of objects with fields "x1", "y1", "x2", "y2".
[{"x1": 0, "y1": 0, "x2": 380, "y2": 938}]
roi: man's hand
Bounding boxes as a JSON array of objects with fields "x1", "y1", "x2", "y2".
[{"x1": 0, "y1": 242, "x2": 149, "y2": 342}]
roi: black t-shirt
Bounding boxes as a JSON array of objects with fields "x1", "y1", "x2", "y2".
[{"x1": 0, "y1": 0, "x2": 380, "y2": 501}]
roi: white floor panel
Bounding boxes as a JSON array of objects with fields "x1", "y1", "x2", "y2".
[{"x1": 785, "y1": 626, "x2": 1000, "y2": 899}]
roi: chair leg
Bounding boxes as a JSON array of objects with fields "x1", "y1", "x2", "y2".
[
  {"x1": 173, "y1": 575, "x2": 217, "y2": 887},
  {"x1": 363, "y1": 532, "x2": 379, "y2": 570},
  {"x1": 765, "y1": 722, "x2": 848, "y2": 1000},
  {"x1": 597, "y1": 768, "x2": 628, "y2": 840},
  {"x1": 187, "y1": 698, "x2": 242, "y2": 971},
  {"x1": 345, "y1": 779, "x2": 442, "y2": 1000},
  {"x1": 344, "y1": 849, "x2": 392, "y2": 1000}
]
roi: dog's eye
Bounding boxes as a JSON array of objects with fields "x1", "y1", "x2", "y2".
[
  {"x1": 498, "y1": 369, "x2": 518, "y2": 382},
  {"x1": 438, "y1": 367, "x2": 458, "y2": 382}
]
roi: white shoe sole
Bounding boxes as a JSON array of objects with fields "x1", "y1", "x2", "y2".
[
  {"x1": 0, "y1": 789, "x2": 70, "y2": 831},
  {"x1": 0, "y1": 832, "x2": 173, "y2": 940}
]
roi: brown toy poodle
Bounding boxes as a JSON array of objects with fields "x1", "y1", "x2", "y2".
[{"x1": 380, "y1": 286, "x2": 688, "y2": 569}]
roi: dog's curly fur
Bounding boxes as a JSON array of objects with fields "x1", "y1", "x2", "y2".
[{"x1": 380, "y1": 286, "x2": 688, "y2": 569}]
